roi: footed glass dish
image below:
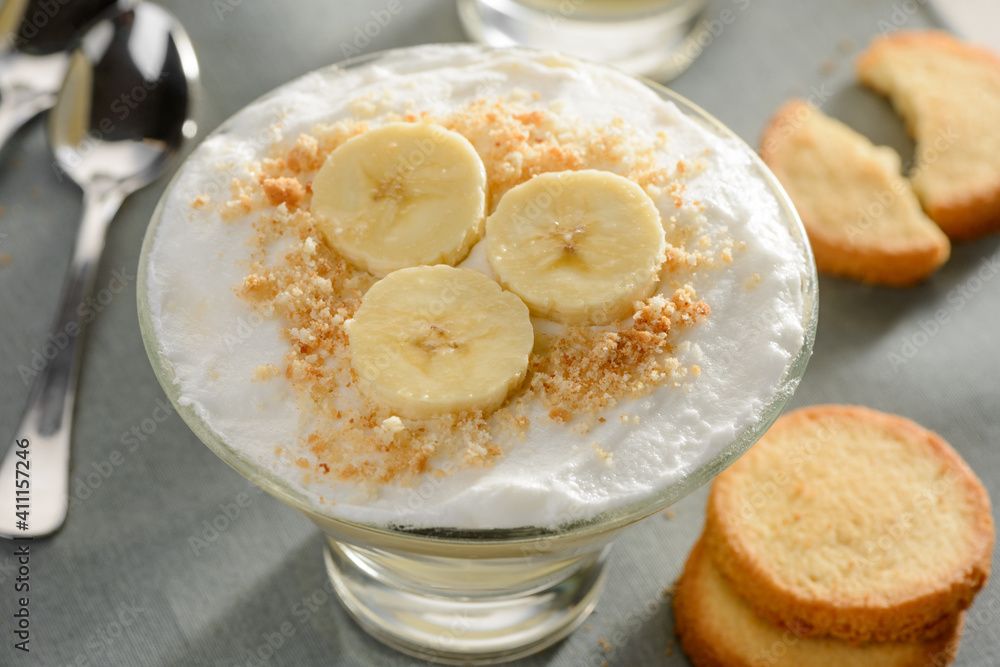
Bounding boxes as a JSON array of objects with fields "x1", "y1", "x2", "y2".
[{"x1": 138, "y1": 44, "x2": 818, "y2": 665}]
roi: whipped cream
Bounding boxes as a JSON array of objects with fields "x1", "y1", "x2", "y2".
[{"x1": 145, "y1": 45, "x2": 810, "y2": 530}]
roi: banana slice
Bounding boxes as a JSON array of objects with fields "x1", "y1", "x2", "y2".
[
  {"x1": 347, "y1": 265, "x2": 534, "y2": 418},
  {"x1": 485, "y1": 170, "x2": 666, "y2": 326},
  {"x1": 311, "y1": 122, "x2": 488, "y2": 277}
]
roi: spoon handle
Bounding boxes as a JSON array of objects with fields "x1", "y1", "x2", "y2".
[{"x1": 0, "y1": 187, "x2": 124, "y2": 539}]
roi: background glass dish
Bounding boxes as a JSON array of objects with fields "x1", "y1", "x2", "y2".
[
  {"x1": 457, "y1": 0, "x2": 711, "y2": 81},
  {"x1": 137, "y1": 44, "x2": 818, "y2": 665}
]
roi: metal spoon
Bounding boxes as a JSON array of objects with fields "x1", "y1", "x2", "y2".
[
  {"x1": 0, "y1": 1, "x2": 198, "y2": 538},
  {"x1": 0, "y1": 0, "x2": 116, "y2": 149}
]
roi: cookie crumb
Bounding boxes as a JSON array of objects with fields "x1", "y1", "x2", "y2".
[
  {"x1": 593, "y1": 443, "x2": 614, "y2": 465},
  {"x1": 252, "y1": 364, "x2": 279, "y2": 381},
  {"x1": 380, "y1": 416, "x2": 406, "y2": 436},
  {"x1": 549, "y1": 407, "x2": 571, "y2": 423},
  {"x1": 261, "y1": 176, "x2": 305, "y2": 208}
]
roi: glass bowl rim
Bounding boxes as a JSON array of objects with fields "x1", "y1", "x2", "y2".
[{"x1": 137, "y1": 42, "x2": 818, "y2": 547}]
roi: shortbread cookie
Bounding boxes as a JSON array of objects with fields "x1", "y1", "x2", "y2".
[
  {"x1": 760, "y1": 99, "x2": 949, "y2": 286},
  {"x1": 704, "y1": 405, "x2": 993, "y2": 643},
  {"x1": 673, "y1": 538, "x2": 963, "y2": 667},
  {"x1": 857, "y1": 30, "x2": 1000, "y2": 241}
]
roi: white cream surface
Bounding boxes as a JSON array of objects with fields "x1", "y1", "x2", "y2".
[{"x1": 146, "y1": 45, "x2": 810, "y2": 530}]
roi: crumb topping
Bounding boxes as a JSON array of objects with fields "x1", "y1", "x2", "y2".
[
  {"x1": 212, "y1": 96, "x2": 721, "y2": 489},
  {"x1": 528, "y1": 288, "x2": 708, "y2": 416}
]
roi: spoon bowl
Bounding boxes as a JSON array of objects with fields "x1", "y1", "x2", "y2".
[
  {"x1": 0, "y1": 0, "x2": 116, "y2": 149},
  {"x1": 48, "y1": 2, "x2": 196, "y2": 189},
  {"x1": 1, "y1": 0, "x2": 117, "y2": 55},
  {"x1": 0, "y1": 0, "x2": 197, "y2": 538}
]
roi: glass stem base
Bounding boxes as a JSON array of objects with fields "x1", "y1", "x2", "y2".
[{"x1": 323, "y1": 536, "x2": 611, "y2": 665}]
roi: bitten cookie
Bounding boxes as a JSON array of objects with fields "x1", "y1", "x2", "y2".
[
  {"x1": 704, "y1": 405, "x2": 993, "y2": 644},
  {"x1": 760, "y1": 99, "x2": 949, "y2": 286},
  {"x1": 673, "y1": 538, "x2": 964, "y2": 667},
  {"x1": 857, "y1": 30, "x2": 1000, "y2": 241}
]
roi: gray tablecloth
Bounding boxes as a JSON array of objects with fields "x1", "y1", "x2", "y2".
[{"x1": 1, "y1": 1, "x2": 997, "y2": 665}]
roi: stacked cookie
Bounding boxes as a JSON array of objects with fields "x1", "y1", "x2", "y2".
[
  {"x1": 762, "y1": 31, "x2": 1000, "y2": 286},
  {"x1": 674, "y1": 406, "x2": 994, "y2": 666}
]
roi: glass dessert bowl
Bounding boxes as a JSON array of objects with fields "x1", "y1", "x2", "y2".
[{"x1": 137, "y1": 44, "x2": 817, "y2": 665}]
